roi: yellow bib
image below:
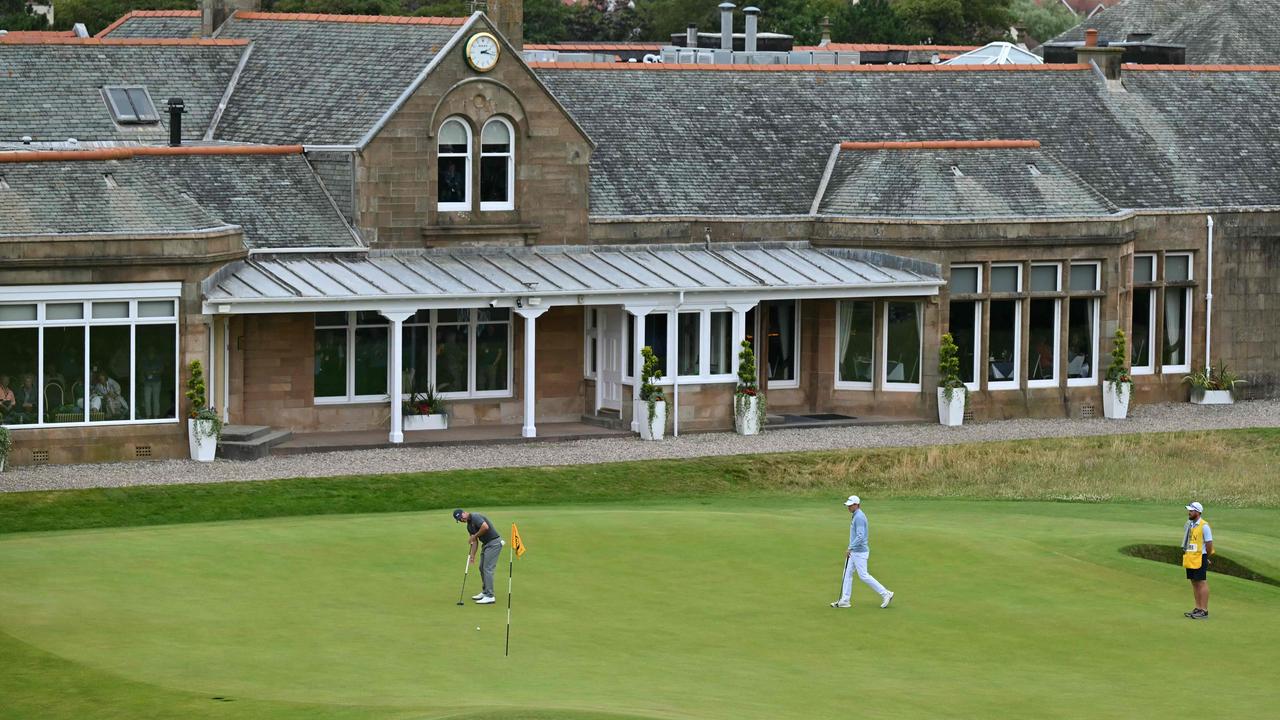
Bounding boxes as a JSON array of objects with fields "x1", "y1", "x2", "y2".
[{"x1": 1182, "y1": 520, "x2": 1210, "y2": 569}]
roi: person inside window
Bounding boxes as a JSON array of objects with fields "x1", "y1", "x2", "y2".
[
  {"x1": 15, "y1": 374, "x2": 37, "y2": 420},
  {"x1": 140, "y1": 347, "x2": 165, "y2": 419},
  {"x1": 0, "y1": 374, "x2": 14, "y2": 416},
  {"x1": 91, "y1": 371, "x2": 128, "y2": 418}
]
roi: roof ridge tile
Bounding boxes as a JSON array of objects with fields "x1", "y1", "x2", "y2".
[
  {"x1": 0, "y1": 146, "x2": 305, "y2": 164},
  {"x1": 3, "y1": 36, "x2": 247, "y2": 46},
  {"x1": 234, "y1": 11, "x2": 466, "y2": 25},
  {"x1": 529, "y1": 61, "x2": 1089, "y2": 73},
  {"x1": 840, "y1": 140, "x2": 1042, "y2": 150}
]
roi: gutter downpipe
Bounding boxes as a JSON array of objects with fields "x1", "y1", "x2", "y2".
[
  {"x1": 1205, "y1": 215, "x2": 1214, "y2": 373},
  {"x1": 673, "y1": 290, "x2": 685, "y2": 437},
  {"x1": 223, "y1": 316, "x2": 231, "y2": 423}
]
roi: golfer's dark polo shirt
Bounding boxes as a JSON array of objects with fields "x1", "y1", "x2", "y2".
[{"x1": 468, "y1": 513, "x2": 500, "y2": 543}]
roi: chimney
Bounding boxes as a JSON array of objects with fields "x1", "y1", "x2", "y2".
[
  {"x1": 1084, "y1": 28, "x2": 1098, "y2": 47},
  {"x1": 719, "y1": 2, "x2": 735, "y2": 51},
  {"x1": 819, "y1": 15, "x2": 831, "y2": 47},
  {"x1": 1076, "y1": 30, "x2": 1125, "y2": 88},
  {"x1": 168, "y1": 98, "x2": 185, "y2": 147},
  {"x1": 743, "y1": 6, "x2": 759, "y2": 53},
  {"x1": 201, "y1": 0, "x2": 258, "y2": 38},
  {"x1": 488, "y1": 0, "x2": 524, "y2": 51},
  {"x1": 686, "y1": 24, "x2": 698, "y2": 48}
]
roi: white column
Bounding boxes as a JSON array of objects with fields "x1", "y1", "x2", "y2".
[
  {"x1": 222, "y1": 316, "x2": 230, "y2": 423},
  {"x1": 624, "y1": 306, "x2": 653, "y2": 433},
  {"x1": 727, "y1": 301, "x2": 756, "y2": 376},
  {"x1": 516, "y1": 306, "x2": 549, "y2": 438},
  {"x1": 380, "y1": 310, "x2": 414, "y2": 444}
]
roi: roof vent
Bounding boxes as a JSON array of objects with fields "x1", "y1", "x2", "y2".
[
  {"x1": 20, "y1": 135, "x2": 31, "y2": 145},
  {"x1": 1028, "y1": 163, "x2": 1042, "y2": 176},
  {"x1": 104, "y1": 173, "x2": 119, "y2": 189},
  {"x1": 0, "y1": 176, "x2": 9, "y2": 191},
  {"x1": 104, "y1": 86, "x2": 161, "y2": 125},
  {"x1": 950, "y1": 165, "x2": 964, "y2": 177}
]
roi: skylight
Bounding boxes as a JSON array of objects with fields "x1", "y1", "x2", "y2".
[{"x1": 103, "y1": 86, "x2": 161, "y2": 125}]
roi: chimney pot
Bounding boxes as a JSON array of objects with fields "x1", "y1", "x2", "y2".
[
  {"x1": 820, "y1": 15, "x2": 831, "y2": 47},
  {"x1": 1085, "y1": 28, "x2": 1098, "y2": 47},
  {"x1": 743, "y1": 6, "x2": 759, "y2": 54},
  {"x1": 719, "y1": 2, "x2": 736, "y2": 52},
  {"x1": 168, "y1": 98, "x2": 185, "y2": 147},
  {"x1": 686, "y1": 24, "x2": 698, "y2": 48}
]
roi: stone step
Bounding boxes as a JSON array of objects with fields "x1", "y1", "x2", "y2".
[
  {"x1": 219, "y1": 424, "x2": 273, "y2": 442},
  {"x1": 580, "y1": 412, "x2": 627, "y2": 431},
  {"x1": 217, "y1": 429, "x2": 293, "y2": 461}
]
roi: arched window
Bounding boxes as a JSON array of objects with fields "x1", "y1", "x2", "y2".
[
  {"x1": 437, "y1": 117, "x2": 471, "y2": 211},
  {"x1": 479, "y1": 118, "x2": 514, "y2": 211}
]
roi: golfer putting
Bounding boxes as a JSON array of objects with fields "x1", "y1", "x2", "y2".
[
  {"x1": 454, "y1": 508, "x2": 503, "y2": 605},
  {"x1": 832, "y1": 495, "x2": 894, "y2": 609}
]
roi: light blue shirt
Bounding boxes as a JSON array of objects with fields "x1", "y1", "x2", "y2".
[{"x1": 848, "y1": 509, "x2": 869, "y2": 552}]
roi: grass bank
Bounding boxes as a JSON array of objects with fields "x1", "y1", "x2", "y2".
[{"x1": 2, "y1": 427, "x2": 1277, "y2": 535}]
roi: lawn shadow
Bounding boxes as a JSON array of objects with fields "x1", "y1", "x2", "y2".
[{"x1": 1120, "y1": 544, "x2": 1280, "y2": 587}]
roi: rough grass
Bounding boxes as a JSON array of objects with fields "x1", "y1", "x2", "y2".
[{"x1": 1, "y1": 427, "x2": 1277, "y2": 536}]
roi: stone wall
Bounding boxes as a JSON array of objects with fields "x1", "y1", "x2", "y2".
[{"x1": 1206, "y1": 212, "x2": 1280, "y2": 399}]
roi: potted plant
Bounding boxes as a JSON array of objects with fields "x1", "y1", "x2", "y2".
[
  {"x1": 733, "y1": 340, "x2": 766, "y2": 435},
  {"x1": 1103, "y1": 329, "x2": 1133, "y2": 420},
  {"x1": 185, "y1": 360, "x2": 221, "y2": 462},
  {"x1": 638, "y1": 345, "x2": 666, "y2": 441},
  {"x1": 936, "y1": 332, "x2": 966, "y2": 427},
  {"x1": 0, "y1": 425, "x2": 11, "y2": 473},
  {"x1": 404, "y1": 385, "x2": 448, "y2": 431},
  {"x1": 1184, "y1": 363, "x2": 1244, "y2": 405}
]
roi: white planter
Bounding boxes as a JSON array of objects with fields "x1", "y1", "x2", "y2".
[
  {"x1": 404, "y1": 413, "x2": 448, "y2": 431},
  {"x1": 639, "y1": 400, "x2": 666, "y2": 441},
  {"x1": 187, "y1": 418, "x2": 217, "y2": 462},
  {"x1": 937, "y1": 388, "x2": 965, "y2": 427},
  {"x1": 1102, "y1": 382, "x2": 1131, "y2": 419},
  {"x1": 734, "y1": 394, "x2": 761, "y2": 436},
  {"x1": 1191, "y1": 388, "x2": 1235, "y2": 405},
  {"x1": 0, "y1": 456, "x2": 5, "y2": 473}
]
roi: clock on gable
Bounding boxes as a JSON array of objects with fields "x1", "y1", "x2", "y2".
[{"x1": 465, "y1": 32, "x2": 500, "y2": 72}]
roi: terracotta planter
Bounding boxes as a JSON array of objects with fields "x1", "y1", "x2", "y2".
[
  {"x1": 404, "y1": 413, "x2": 448, "y2": 431},
  {"x1": 639, "y1": 399, "x2": 666, "y2": 441},
  {"x1": 734, "y1": 394, "x2": 761, "y2": 435},
  {"x1": 937, "y1": 388, "x2": 965, "y2": 426},
  {"x1": 1190, "y1": 388, "x2": 1234, "y2": 405},
  {"x1": 1103, "y1": 382, "x2": 1131, "y2": 419},
  {"x1": 187, "y1": 418, "x2": 217, "y2": 462}
]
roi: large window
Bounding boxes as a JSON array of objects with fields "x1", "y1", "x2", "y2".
[
  {"x1": 0, "y1": 290, "x2": 178, "y2": 428},
  {"x1": 745, "y1": 301, "x2": 799, "y2": 387},
  {"x1": 1131, "y1": 254, "x2": 1156, "y2": 374},
  {"x1": 836, "y1": 300, "x2": 875, "y2": 387},
  {"x1": 1066, "y1": 263, "x2": 1100, "y2": 385},
  {"x1": 883, "y1": 302, "x2": 922, "y2": 389},
  {"x1": 988, "y1": 264, "x2": 1022, "y2": 389},
  {"x1": 314, "y1": 312, "x2": 388, "y2": 402},
  {"x1": 1162, "y1": 253, "x2": 1193, "y2": 372},
  {"x1": 948, "y1": 265, "x2": 981, "y2": 388},
  {"x1": 400, "y1": 309, "x2": 511, "y2": 400},
  {"x1": 479, "y1": 118, "x2": 515, "y2": 211},
  {"x1": 626, "y1": 308, "x2": 738, "y2": 384},
  {"x1": 437, "y1": 117, "x2": 472, "y2": 212},
  {"x1": 1027, "y1": 263, "x2": 1060, "y2": 388}
]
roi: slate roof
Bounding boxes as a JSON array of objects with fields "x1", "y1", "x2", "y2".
[
  {"x1": 535, "y1": 65, "x2": 1280, "y2": 215},
  {"x1": 0, "y1": 42, "x2": 246, "y2": 144},
  {"x1": 818, "y1": 143, "x2": 1118, "y2": 219},
  {"x1": 1048, "y1": 0, "x2": 1280, "y2": 64},
  {"x1": 210, "y1": 13, "x2": 465, "y2": 145},
  {"x1": 0, "y1": 158, "x2": 227, "y2": 236},
  {"x1": 98, "y1": 11, "x2": 202, "y2": 39}
]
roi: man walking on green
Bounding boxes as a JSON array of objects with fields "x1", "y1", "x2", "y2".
[
  {"x1": 832, "y1": 495, "x2": 894, "y2": 609},
  {"x1": 454, "y1": 509, "x2": 503, "y2": 605}
]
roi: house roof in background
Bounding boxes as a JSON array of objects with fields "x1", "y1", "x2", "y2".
[
  {"x1": 96, "y1": 10, "x2": 201, "y2": 39},
  {"x1": 1047, "y1": 0, "x2": 1280, "y2": 64}
]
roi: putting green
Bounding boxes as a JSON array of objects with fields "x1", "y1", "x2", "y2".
[{"x1": 1, "y1": 499, "x2": 1278, "y2": 719}]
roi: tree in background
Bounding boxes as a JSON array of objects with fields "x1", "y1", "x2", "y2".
[
  {"x1": 828, "y1": 0, "x2": 913, "y2": 44},
  {"x1": 1, "y1": 0, "x2": 52, "y2": 31},
  {"x1": 895, "y1": 0, "x2": 1012, "y2": 44},
  {"x1": 523, "y1": 0, "x2": 567, "y2": 43},
  {"x1": 1007, "y1": 0, "x2": 1078, "y2": 43},
  {"x1": 50, "y1": 0, "x2": 192, "y2": 34}
]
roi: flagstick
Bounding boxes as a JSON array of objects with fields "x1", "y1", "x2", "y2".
[{"x1": 504, "y1": 541, "x2": 514, "y2": 657}]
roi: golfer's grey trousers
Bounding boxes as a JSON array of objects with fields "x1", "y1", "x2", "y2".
[{"x1": 480, "y1": 538, "x2": 503, "y2": 597}]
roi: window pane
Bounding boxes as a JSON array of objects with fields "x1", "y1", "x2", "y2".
[
  {"x1": 44, "y1": 326, "x2": 85, "y2": 423},
  {"x1": 1027, "y1": 299, "x2": 1057, "y2": 381},
  {"x1": 626, "y1": 314, "x2": 635, "y2": 377},
  {"x1": 435, "y1": 324, "x2": 469, "y2": 393},
  {"x1": 709, "y1": 311, "x2": 732, "y2": 375},
  {"x1": 314, "y1": 327, "x2": 347, "y2": 398},
  {"x1": 136, "y1": 325, "x2": 176, "y2": 420},
  {"x1": 93, "y1": 301, "x2": 129, "y2": 319},
  {"x1": 677, "y1": 312, "x2": 700, "y2": 376},
  {"x1": 482, "y1": 120, "x2": 511, "y2": 152},
  {"x1": 475, "y1": 322, "x2": 508, "y2": 392},
  {"x1": 1132, "y1": 289, "x2": 1152, "y2": 368},
  {"x1": 478, "y1": 308, "x2": 509, "y2": 323},
  {"x1": 439, "y1": 156, "x2": 467, "y2": 204},
  {"x1": 991, "y1": 266, "x2": 1020, "y2": 293},
  {"x1": 438, "y1": 309, "x2": 469, "y2": 324},
  {"x1": 1069, "y1": 264, "x2": 1098, "y2": 293},
  {"x1": 106, "y1": 87, "x2": 137, "y2": 122},
  {"x1": 355, "y1": 311, "x2": 388, "y2": 325},
  {"x1": 354, "y1": 326, "x2": 388, "y2": 396},
  {"x1": 885, "y1": 302, "x2": 921, "y2": 385},
  {"x1": 1030, "y1": 265, "x2": 1058, "y2": 292},
  {"x1": 137, "y1": 300, "x2": 175, "y2": 318},
  {"x1": 838, "y1": 300, "x2": 874, "y2": 384},
  {"x1": 644, "y1": 313, "x2": 668, "y2": 378},
  {"x1": 316, "y1": 312, "x2": 346, "y2": 327},
  {"x1": 125, "y1": 87, "x2": 158, "y2": 121},
  {"x1": 408, "y1": 310, "x2": 431, "y2": 325},
  {"x1": 1134, "y1": 255, "x2": 1155, "y2": 283},
  {"x1": 744, "y1": 308, "x2": 756, "y2": 357},
  {"x1": 0, "y1": 328, "x2": 38, "y2": 425},
  {"x1": 47, "y1": 303, "x2": 84, "y2": 320},
  {"x1": 988, "y1": 300, "x2": 1018, "y2": 383},
  {"x1": 1162, "y1": 287, "x2": 1188, "y2": 367},
  {"x1": 89, "y1": 325, "x2": 131, "y2": 421},
  {"x1": 766, "y1": 301, "x2": 796, "y2": 382},
  {"x1": 948, "y1": 301, "x2": 977, "y2": 384},
  {"x1": 0, "y1": 304, "x2": 36, "y2": 322},
  {"x1": 1067, "y1": 298, "x2": 1096, "y2": 379},
  {"x1": 480, "y1": 156, "x2": 510, "y2": 203},
  {"x1": 950, "y1": 266, "x2": 979, "y2": 294},
  {"x1": 403, "y1": 324, "x2": 431, "y2": 394},
  {"x1": 1166, "y1": 255, "x2": 1191, "y2": 282},
  {"x1": 439, "y1": 120, "x2": 468, "y2": 152}
]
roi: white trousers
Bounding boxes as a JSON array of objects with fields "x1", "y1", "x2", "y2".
[{"x1": 841, "y1": 551, "x2": 888, "y2": 602}]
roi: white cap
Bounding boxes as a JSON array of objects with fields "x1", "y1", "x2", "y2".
[
  {"x1": 1186, "y1": 501, "x2": 1204, "y2": 513},
  {"x1": 844, "y1": 495, "x2": 861, "y2": 506}
]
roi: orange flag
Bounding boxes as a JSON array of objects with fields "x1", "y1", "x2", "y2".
[{"x1": 511, "y1": 523, "x2": 526, "y2": 558}]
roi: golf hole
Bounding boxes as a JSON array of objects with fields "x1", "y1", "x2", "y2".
[{"x1": 1120, "y1": 544, "x2": 1280, "y2": 587}]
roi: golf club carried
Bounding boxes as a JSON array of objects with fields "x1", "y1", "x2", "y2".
[{"x1": 456, "y1": 553, "x2": 473, "y2": 606}]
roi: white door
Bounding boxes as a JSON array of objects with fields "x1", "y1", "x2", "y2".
[{"x1": 600, "y1": 307, "x2": 623, "y2": 410}]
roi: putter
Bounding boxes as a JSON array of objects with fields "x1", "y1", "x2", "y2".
[{"x1": 456, "y1": 553, "x2": 472, "y2": 606}]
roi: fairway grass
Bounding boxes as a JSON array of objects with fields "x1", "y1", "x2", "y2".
[{"x1": 2, "y1": 500, "x2": 1279, "y2": 719}]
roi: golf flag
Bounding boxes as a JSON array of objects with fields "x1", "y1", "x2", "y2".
[{"x1": 511, "y1": 523, "x2": 526, "y2": 558}]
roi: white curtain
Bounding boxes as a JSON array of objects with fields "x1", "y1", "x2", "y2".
[
  {"x1": 838, "y1": 301, "x2": 854, "y2": 380},
  {"x1": 1165, "y1": 289, "x2": 1184, "y2": 365}
]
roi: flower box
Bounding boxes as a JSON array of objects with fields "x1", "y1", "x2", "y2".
[
  {"x1": 639, "y1": 399, "x2": 666, "y2": 441},
  {"x1": 1190, "y1": 388, "x2": 1234, "y2": 405},
  {"x1": 735, "y1": 394, "x2": 761, "y2": 435},
  {"x1": 404, "y1": 413, "x2": 448, "y2": 431},
  {"x1": 937, "y1": 388, "x2": 965, "y2": 426},
  {"x1": 1102, "y1": 382, "x2": 1131, "y2": 419},
  {"x1": 188, "y1": 418, "x2": 217, "y2": 462}
]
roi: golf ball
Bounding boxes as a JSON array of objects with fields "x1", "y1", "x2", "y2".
[{"x1": 475, "y1": 626, "x2": 480, "y2": 631}]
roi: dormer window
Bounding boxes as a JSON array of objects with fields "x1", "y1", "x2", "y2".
[
  {"x1": 479, "y1": 118, "x2": 514, "y2": 211},
  {"x1": 103, "y1": 86, "x2": 160, "y2": 124},
  {"x1": 437, "y1": 117, "x2": 472, "y2": 212}
]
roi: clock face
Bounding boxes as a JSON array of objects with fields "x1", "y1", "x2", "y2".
[{"x1": 465, "y1": 32, "x2": 500, "y2": 72}]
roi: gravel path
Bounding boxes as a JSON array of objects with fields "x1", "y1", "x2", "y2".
[{"x1": 3, "y1": 400, "x2": 1278, "y2": 493}]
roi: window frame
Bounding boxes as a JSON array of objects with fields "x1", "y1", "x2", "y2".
[
  {"x1": 314, "y1": 311, "x2": 391, "y2": 405},
  {"x1": 479, "y1": 117, "x2": 516, "y2": 212},
  {"x1": 583, "y1": 308, "x2": 598, "y2": 380},
  {"x1": 986, "y1": 298, "x2": 1022, "y2": 391},
  {"x1": 1160, "y1": 285, "x2": 1193, "y2": 374},
  {"x1": 881, "y1": 300, "x2": 923, "y2": 392},
  {"x1": 623, "y1": 307, "x2": 740, "y2": 386},
  {"x1": 436, "y1": 117, "x2": 473, "y2": 213},
  {"x1": 760, "y1": 300, "x2": 801, "y2": 389},
  {"x1": 834, "y1": 299, "x2": 877, "y2": 391},
  {"x1": 1066, "y1": 261, "x2": 1102, "y2": 387},
  {"x1": 397, "y1": 309, "x2": 513, "y2": 401},
  {"x1": 102, "y1": 85, "x2": 160, "y2": 125},
  {"x1": 1130, "y1": 253, "x2": 1158, "y2": 375}
]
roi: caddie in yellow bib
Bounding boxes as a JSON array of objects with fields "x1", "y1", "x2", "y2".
[{"x1": 1181, "y1": 502, "x2": 1214, "y2": 619}]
